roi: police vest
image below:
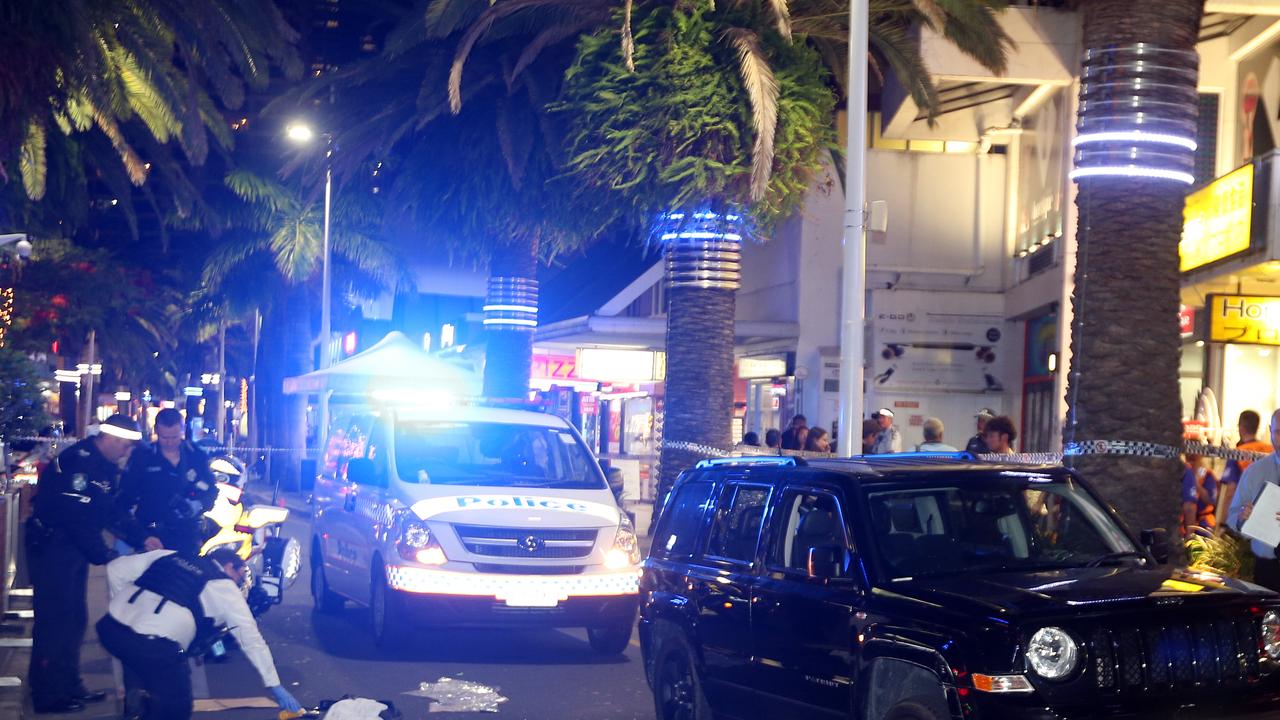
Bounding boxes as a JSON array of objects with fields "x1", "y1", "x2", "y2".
[{"x1": 128, "y1": 553, "x2": 225, "y2": 651}]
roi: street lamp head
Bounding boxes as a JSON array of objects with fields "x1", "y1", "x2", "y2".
[
  {"x1": 286, "y1": 122, "x2": 316, "y2": 144},
  {"x1": 14, "y1": 239, "x2": 31, "y2": 259}
]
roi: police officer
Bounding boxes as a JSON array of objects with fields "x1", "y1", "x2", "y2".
[
  {"x1": 116, "y1": 408, "x2": 218, "y2": 556},
  {"x1": 97, "y1": 548, "x2": 303, "y2": 719},
  {"x1": 26, "y1": 414, "x2": 140, "y2": 714}
]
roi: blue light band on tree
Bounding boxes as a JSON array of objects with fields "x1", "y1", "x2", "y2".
[{"x1": 1070, "y1": 44, "x2": 1200, "y2": 185}]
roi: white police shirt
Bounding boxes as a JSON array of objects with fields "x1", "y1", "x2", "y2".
[{"x1": 105, "y1": 550, "x2": 281, "y2": 688}]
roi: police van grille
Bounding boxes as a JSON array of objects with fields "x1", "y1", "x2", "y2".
[
  {"x1": 472, "y1": 563, "x2": 586, "y2": 575},
  {"x1": 1089, "y1": 615, "x2": 1261, "y2": 691},
  {"x1": 453, "y1": 524, "x2": 597, "y2": 559}
]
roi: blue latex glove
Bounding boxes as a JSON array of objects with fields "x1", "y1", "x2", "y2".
[
  {"x1": 112, "y1": 539, "x2": 135, "y2": 556},
  {"x1": 269, "y1": 686, "x2": 302, "y2": 713}
]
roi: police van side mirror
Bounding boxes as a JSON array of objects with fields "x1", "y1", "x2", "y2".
[{"x1": 346, "y1": 458, "x2": 382, "y2": 487}]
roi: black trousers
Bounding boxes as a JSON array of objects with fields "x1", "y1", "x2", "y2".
[
  {"x1": 1257, "y1": 558, "x2": 1280, "y2": 591},
  {"x1": 96, "y1": 615, "x2": 192, "y2": 720},
  {"x1": 27, "y1": 537, "x2": 88, "y2": 706}
]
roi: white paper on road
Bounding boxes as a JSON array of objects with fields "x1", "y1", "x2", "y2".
[
  {"x1": 406, "y1": 678, "x2": 508, "y2": 713},
  {"x1": 323, "y1": 698, "x2": 388, "y2": 719},
  {"x1": 1242, "y1": 483, "x2": 1280, "y2": 547}
]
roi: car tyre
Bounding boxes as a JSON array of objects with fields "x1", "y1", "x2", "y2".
[
  {"x1": 310, "y1": 544, "x2": 344, "y2": 613},
  {"x1": 651, "y1": 632, "x2": 712, "y2": 720},
  {"x1": 587, "y1": 622, "x2": 633, "y2": 655},
  {"x1": 370, "y1": 561, "x2": 407, "y2": 649},
  {"x1": 885, "y1": 698, "x2": 948, "y2": 720}
]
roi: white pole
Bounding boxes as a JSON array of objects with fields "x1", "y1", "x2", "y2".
[
  {"x1": 837, "y1": 0, "x2": 869, "y2": 457},
  {"x1": 318, "y1": 161, "x2": 333, "y2": 446}
]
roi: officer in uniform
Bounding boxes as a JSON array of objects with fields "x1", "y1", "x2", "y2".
[
  {"x1": 116, "y1": 408, "x2": 218, "y2": 556},
  {"x1": 26, "y1": 414, "x2": 141, "y2": 714},
  {"x1": 97, "y1": 548, "x2": 302, "y2": 719}
]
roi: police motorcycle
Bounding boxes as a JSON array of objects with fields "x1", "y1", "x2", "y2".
[{"x1": 199, "y1": 454, "x2": 302, "y2": 617}]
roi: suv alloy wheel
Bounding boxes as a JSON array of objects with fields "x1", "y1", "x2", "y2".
[{"x1": 651, "y1": 632, "x2": 712, "y2": 720}]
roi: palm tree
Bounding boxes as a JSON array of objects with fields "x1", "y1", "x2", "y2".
[
  {"x1": 201, "y1": 171, "x2": 411, "y2": 486},
  {"x1": 547, "y1": 0, "x2": 1012, "y2": 503},
  {"x1": 288, "y1": 0, "x2": 600, "y2": 400},
  {"x1": 0, "y1": 0, "x2": 299, "y2": 202},
  {"x1": 1064, "y1": 0, "x2": 1205, "y2": 536}
]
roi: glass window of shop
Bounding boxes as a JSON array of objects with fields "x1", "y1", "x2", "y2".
[{"x1": 1218, "y1": 343, "x2": 1280, "y2": 443}]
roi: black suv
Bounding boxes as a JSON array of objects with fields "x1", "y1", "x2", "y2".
[{"x1": 639, "y1": 454, "x2": 1280, "y2": 720}]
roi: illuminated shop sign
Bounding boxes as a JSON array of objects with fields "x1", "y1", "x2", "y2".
[
  {"x1": 1208, "y1": 294, "x2": 1280, "y2": 346},
  {"x1": 737, "y1": 355, "x2": 792, "y2": 379},
  {"x1": 576, "y1": 349, "x2": 665, "y2": 383},
  {"x1": 1181, "y1": 164, "x2": 1257, "y2": 272}
]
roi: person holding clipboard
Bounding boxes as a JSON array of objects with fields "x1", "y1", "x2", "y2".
[{"x1": 1229, "y1": 408, "x2": 1280, "y2": 589}]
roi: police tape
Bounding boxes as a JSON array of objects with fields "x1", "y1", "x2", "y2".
[
  {"x1": 662, "y1": 438, "x2": 1273, "y2": 466},
  {"x1": 3, "y1": 437, "x2": 311, "y2": 456}
]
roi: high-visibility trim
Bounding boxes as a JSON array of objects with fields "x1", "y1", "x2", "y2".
[{"x1": 384, "y1": 565, "x2": 640, "y2": 602}]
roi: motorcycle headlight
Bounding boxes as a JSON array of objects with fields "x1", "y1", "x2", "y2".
[
  {"x1": 1025, "y1": 626, "x2": 1079, "y2": 680},
  {"x1": 605, "y1": 514, "x2": 641, "y2": 570},
  {"x1": 1263, "y1": 610, "x2": 1280, "y2": 661}
]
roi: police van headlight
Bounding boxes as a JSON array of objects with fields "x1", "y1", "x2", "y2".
[
  {"x1": 396, "y1": 519, "x2": 447, "y2": 566},
  {"x1": 605, "y1": 514, "x2": 641, "y2": 570}
]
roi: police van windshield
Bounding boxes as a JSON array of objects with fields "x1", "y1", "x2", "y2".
[
  {"x1": 865, "y1": 475, "x2": 1139, "y2": 579},
  {"x1": 394, "y1": 421, "x2": 605, "y2": 490}
]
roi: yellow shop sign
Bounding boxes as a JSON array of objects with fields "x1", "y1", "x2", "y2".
[
  {"x1": 1181, "y1": 164, "x2": 1255, "y2": 272},
  {"x1": 1209, "y1": 295, "x2": 1280, "y2": 346}
]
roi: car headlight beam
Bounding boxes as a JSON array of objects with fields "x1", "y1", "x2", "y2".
[{"x1": 1025, "y1": 626, "x2": 1079, "y2": 680}]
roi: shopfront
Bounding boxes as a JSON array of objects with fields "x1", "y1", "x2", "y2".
[{"x1": 1179, "y1": 152, "x2": 1280, "y2": 439}]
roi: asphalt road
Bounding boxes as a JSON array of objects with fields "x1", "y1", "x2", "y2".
[{"x1": 198, "y1": 515, "x2": 655, "y2": 719}]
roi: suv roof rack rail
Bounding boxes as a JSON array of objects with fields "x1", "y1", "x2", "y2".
[
  {"x1": 695, "y1": 456, "x2": 807, "y2": 469},
  {"x1": 853, "y1": 451, "x2": 979, "y2": 465}
]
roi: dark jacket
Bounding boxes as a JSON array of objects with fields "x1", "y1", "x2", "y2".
[
  {"x1": 30, "y1": 438, "x2": 123, "y2": 565},
  {"x1": 116, "y1": 442, "x2": 217, "y2": 553},
  {"x1": 965, "y1": 434, "x2": 990, "y2": 455}
]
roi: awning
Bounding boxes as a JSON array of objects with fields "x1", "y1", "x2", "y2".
[{"x1": 283, "y1": 331, "x2": 481, "y2": 397}]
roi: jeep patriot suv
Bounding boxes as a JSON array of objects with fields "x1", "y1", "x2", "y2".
[{"x1": 639, "y1": 453, "x2": 1280, "y2": 720}]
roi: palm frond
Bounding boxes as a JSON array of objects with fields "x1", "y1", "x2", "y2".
[
  {"x1": 724, "y1": 28, "x2": 779, "y2": 202},
  {"x1": 912, "y1": 0, "x2": 947, "y2": 30},
  {"x1": 765, "y1": 0, "x2": 793, "y2": 41},
  {"x1": 19, "y1": 121, "x2": 47, "y2": 201}
]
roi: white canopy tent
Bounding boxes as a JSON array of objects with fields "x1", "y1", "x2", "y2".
[{"x1": 282, "y1": 330, "x2": 481, "y2": 398}]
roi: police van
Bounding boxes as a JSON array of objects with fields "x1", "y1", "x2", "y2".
[{"x1": 309, "y1": 402, "x2": 641, "y2": 653}]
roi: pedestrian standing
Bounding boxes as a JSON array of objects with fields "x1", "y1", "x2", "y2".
[
  {"x1": 966, "y1": 408, "x2": 995, "y2": 455},
  {"x1": 116, "y1": 409, "x2": 219, "y2": 556},
  {"x1": 1218, "y1": 410, "x2": 1274, "y2": 526},
  {"x1": 861, "y1": 419, "x2": 881, "y2": 455},
  {"x1": 26, "y1": 415, "x2": 140, "y2": 714},
  {"x1": 1229, "y1": 408, "x2": 1280, "y2": 590},
  {"x1": 780, "y1": 415, "x2": 808, "y2": 451},
  {"x1": 914, "y1": 418, "x2": 957, "y2": 452},
  {"x1": 870, "y1": 409, "x2": 902, "y2": 454},
  {"x1": 983, "y1": 416, "x2": 1017, "y2": 454},
  {"x1": 98, "y1": 548, "x2": 302, "y2": 719},
  {"x1": 741, "y1": 431, "x2": 761, "y2": 447},
  {"x1": 764, "y1": 429, "x2": 782, "y2": 449},
  {"x1": 1181, "y1": 453, "x2": 1217, "y2": 536},
  {"x1": 804, "y1": 427, "x2": 831, "y2": 453}
]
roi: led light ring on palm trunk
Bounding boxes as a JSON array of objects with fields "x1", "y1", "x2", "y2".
[
  {"x1": 1070, "y1": 44, "x2": 1200, "y2": 185},
  {"x1": 1025, "y1": 626, "x2": 1080, "y2": 680},
  {"x1": 484, "y1": 276, "x2": 538, "y2": 330},
  {"x1": 661, "y1": 211, "x2": 744, "y2": 291}
]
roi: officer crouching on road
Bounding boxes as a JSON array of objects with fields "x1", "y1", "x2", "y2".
[
  {"x1": 26, "y1": 414, "x2": 140, "y2": 714},
  {"x1": 116, "y1": 408, "x2": 218, "y2": 556},
  {"x1": 97, "y1": 548, "x2": 303, "y2": 719}
]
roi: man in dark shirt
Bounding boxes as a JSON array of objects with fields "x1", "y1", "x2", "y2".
[
  {"x1": 27, "y1": 415, "x2": 140, "y2": 714},
  {"x1": 965, "y1": 408, "x2": 995, "y2": 455},
  {"x1": 780, "y1": 415, "x2": 808, "y2": 451},
  {"x1": 117, "y1": 409, "x2": 218, "y2": 556}
]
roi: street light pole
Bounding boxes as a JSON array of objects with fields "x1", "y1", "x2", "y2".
[
  {"x1": 837, "y1": 0, "x2": 869, "y2": 457},
  {"x1": 318, "y1": 148, "x2": 333, "y2": 444}
]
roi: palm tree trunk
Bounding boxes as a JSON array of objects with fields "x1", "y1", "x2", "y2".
[
  {"x1": 1066, "y1": 0, "x2": 1204, "y2": 536},
  {"x1": 655, "y1": 210, "x2": 742, "y2": 519},
  {"x1": 483, "y1": 236, "x2": 539, "y2": 400}
]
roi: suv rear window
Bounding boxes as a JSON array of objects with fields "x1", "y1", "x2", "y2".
[{"x1": 652, "y1": 482, "x2": 715, "y2": 559}]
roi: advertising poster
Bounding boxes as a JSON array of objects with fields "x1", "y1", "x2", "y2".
[{"x1": 870, "y1": 291, "x2": 1006, "y2": 393}]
